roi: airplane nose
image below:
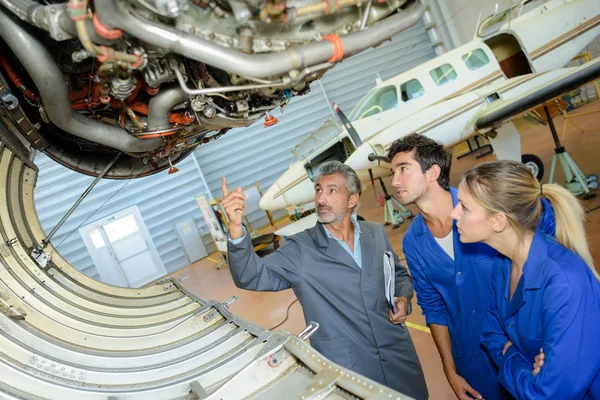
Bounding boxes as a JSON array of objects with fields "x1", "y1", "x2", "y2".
[
  {"x1": 345, "y1": 143, "x2": 380, "y2": 171},
  {"x1": 259, "y1": 182, "x2": 289, "y2": 210}
]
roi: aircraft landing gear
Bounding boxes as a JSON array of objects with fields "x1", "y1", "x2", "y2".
[
  {"x1": 377, "y1": 178, "x2": 413, "y2": 228},
  {"x1": 522, "y1": 154, "x2": 544, "y2": 181},
  {"x1": 543, "y1": 104, "x2": 597, "y2": 200}
]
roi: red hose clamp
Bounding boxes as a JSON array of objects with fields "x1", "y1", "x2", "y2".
[
  {"x1": 130, "y1": 55, "x2": 144, "y2": 69},
  {"x1": 66, "y1": 1, "x2": 88, "y2": 21},
  {"x1": 93, "y1": 13, "x2": 123, "y2": 39},
  {"x1": 322, "y1": 34, "x2": 344, "y2": 63},
  {"x1": 96, "y1": 46, "x2": 111, "y2": 62}
]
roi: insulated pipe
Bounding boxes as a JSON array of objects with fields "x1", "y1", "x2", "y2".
[
  {"x1": 147, "y1": 84, "x2": 189, "y2": 130},
  {"x1": 58, "y1": 12, "x2": 119, "y2": 46},
  {"x1": 0, "y1": 9, "x2": 164, "y2": 153},
  {"x1": 0, "y1": 0, "x2": 44, "y2": 27},
  {"x1": 95, "y1": 0, "x2": 425, "y2": 79}
]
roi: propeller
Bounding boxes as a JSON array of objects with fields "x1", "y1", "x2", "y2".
[
  {"x1": 332, "y1": 102, "x2": 388, "y2": 204},
  {"x1": 332, "y1": 102, "x2": 362, "y2": 146}
]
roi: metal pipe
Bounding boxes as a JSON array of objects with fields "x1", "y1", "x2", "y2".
[
  {"x1": 0, "y1": 9, "x2": 164, "y2": 153},
  {"x1": 41, "y1": 153, "x2": 120, "y2": 247},
  {"x1": 0, "y1": 0, "x2": 44, "y2": 27},
  {"x1": 360, "y1": 0, "x2": 374, "y2": 29},
  {"x1": 147, "y1": 84, "x2": 190, "y2": 130},
  {"x1": 95, "y1": 0, "x2": 424, "y2": 79},
  {"x1": 173, "y1": 68, "x2": 287, "y2": 95},
  {"x1": 58, "y1": 13, "x2": 117, "y2": 45}
]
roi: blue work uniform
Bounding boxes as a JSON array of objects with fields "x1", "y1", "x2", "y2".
[
  {"x1": 403, "y1": 187, "x2": 555, "y2": 400},
  {"x1": 481, "y1": 229, "x2": 600, "y2": 399}
]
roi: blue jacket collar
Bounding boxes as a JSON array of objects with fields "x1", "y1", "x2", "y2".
[{"x1": 500, "y1": 228, "x2": 549, "y2": 290}]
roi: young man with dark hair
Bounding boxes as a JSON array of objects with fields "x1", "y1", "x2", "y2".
[{"x1": 387, "y1": 133, "x2": 556, "y2": 400}]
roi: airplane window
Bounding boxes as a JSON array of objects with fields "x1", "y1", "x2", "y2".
[
  {"x1": 462, "y1": 49, "x2": 490, "y2": 71},
  {"x1": 400, "y1": 79, "x2": 425, "y2": 102},
  {"x1": 349, "y1": 85, "x2": 398, "y2": 121},
  {"x1": 429, "y1": 64, "x2": 458, "y2": 87}
]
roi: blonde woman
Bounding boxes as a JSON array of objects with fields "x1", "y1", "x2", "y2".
[{"x1": 451, "y1": 160, "x2": 600, "y2": 399}]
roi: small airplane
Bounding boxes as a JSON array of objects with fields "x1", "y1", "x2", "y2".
[{"x1": 259, "y1": 0, "x2": 600, "y2": 214}]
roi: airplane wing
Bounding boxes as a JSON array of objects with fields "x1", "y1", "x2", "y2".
[{"x1": 476, "y1": 57, "x2": 600, "y2": 130}]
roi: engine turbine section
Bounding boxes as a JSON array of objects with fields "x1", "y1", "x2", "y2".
[{"x1": 0, "y1": 0, "x2": 424, "y2": 178}]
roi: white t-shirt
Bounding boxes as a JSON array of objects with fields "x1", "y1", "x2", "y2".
[{"x1": 434, "y1": 230, "x2": 454, "y2": 260}]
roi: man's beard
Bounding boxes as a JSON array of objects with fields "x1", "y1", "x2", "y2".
[
  {"x1": 316, "y1": 204, "x2": 347, "y2": 224},
  {"x1": 396, "y1": 186, "x2": 427, "y2": 206}
]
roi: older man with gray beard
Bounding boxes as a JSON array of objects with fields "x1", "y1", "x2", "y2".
[{"x1": 222, "y1": 161, "x2": 428, "y2": 399}]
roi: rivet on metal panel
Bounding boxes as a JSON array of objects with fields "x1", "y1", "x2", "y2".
[{"x1": 267, "y1": 349, "x2": 289, "y2": 368}]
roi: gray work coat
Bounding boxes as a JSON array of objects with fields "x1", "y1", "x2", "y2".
[{"x1": 227, "y1": 221, "x2": 428, "y2": 399}]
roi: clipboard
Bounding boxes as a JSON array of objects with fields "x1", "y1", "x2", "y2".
[{"x1": 383, "y1": 251, "x2": 396, "y2": 314}]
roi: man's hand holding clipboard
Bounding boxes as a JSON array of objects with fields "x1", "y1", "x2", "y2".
[{"x1": 384, "y1": 251, "x2": 409, "y2": 325}]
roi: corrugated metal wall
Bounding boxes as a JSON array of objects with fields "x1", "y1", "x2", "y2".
[
  {"x1": 34, "y1": 153, "x2": 213, "y2": 280},
  {"x1": 34, "y1": 20, "x2": 436, "y2": 282}
]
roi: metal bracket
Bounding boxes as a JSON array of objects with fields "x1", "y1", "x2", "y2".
[
  {"x1": 223, "y1": 295, "x2": 237, "y2": 308},
  {"x1": 30, "y1": 247, "x2": 51, "y2": 269},
  {"x1": 158, "y1": 274, "x2": 190, "y2": 291},
  {"x1": 0, "y1": 90, "x2": 18, "y2": 110},
  {"x1": 266, "y1": 347, "x2": 289, "y2": 368},
  {"x1": 297, "y1": 321, "x2": 319, "y2": 341},
  {"x1": 41, "y1": 4, "x2": 75, "y2": 41},
  {"x1": 188, "y1": 381, "x2": 208, "y2": 399},
  {"x1": 0, "y1": 302, "x2": 26, "y2": 320},
  {"x1": 300, "y1": 368, "x2": 343, "y2": 399}
]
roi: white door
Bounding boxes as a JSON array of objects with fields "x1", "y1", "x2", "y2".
[{"x1": 79, "y1": 206, "x2": 167, "y2": 287}]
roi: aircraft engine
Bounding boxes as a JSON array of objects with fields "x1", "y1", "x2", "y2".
[{"x1": 0, "y1": 0, "x2": 423, "y2": 178}]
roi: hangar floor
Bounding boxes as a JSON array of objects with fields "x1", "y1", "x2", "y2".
[{"x1": 170, "y1": 101, "x2": 600, "y2": 399}]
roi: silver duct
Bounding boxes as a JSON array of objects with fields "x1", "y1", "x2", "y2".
[
  {"x1": 147, "y1": 85, "x2": 189, "y2": 130},
  {"x1": 0, "y1": 8, "x2": 164, "y2": 153},
  {"x1": 94, "y1": 0, "x2": 425, "y2": 79}
]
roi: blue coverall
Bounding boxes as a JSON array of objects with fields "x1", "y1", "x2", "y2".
[
  {"x1": 481, "y1": 229, "x2": 600, "y2": 399},
  {"x1": 403, "y1": 187, "x2": 555, "y2": 400}
]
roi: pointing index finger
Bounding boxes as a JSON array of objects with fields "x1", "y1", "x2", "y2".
[{"x1": 222, "y1": 177, "x2": 229, "y2": 197}]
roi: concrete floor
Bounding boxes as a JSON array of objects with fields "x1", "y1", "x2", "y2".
[{"x1": 171, "y1": 101, "x2": 600, "y2": 399}]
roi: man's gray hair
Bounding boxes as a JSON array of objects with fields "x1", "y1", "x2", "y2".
[{"x1": 316, "y1": 161, "x2": 362, "y2": 196}]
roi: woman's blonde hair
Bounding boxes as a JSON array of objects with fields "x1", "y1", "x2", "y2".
[{"x1": 460, "y1": 160, "x2": 598, "y2": 279}]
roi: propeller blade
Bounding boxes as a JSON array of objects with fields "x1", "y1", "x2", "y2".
[
  {"x1": 368, "y1": 169, "x2": 377, "y2": 202},
  {"x1": 332, "y1": 102, "x2": 362, "y2": 147}
]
